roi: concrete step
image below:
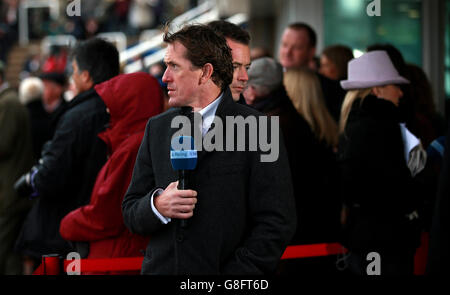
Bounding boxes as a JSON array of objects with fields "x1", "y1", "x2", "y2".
[{"x1": 5, "y1": 41, "x2": 41, "y2": 88}]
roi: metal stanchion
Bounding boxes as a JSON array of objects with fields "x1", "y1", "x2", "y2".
[{"x1": 41, "y1": 254, "x2": 62, "y2": 275}]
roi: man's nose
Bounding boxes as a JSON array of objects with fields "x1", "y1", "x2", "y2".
[
  {"x1": 238, "y1": 68, "x2": 248, "y2": 82},
  {"x1": 162, "y1": 68, "x2": 170, "y2": 83},
  {"x1": 284, "y1": 46, "x2": 292, "y2": 56}
]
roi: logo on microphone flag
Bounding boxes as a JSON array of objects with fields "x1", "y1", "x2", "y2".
[{"x1": 170, "y1": 136, "x2": 198, "y2": 171}]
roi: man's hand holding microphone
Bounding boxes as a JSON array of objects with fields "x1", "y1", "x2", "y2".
[{"x1": 154, "y1": 181, "x2": 197, "y2": 220}]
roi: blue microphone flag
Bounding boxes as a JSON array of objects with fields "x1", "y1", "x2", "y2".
[{"x1": 170, "y1": 136, "x2": 197, "y2": 170}]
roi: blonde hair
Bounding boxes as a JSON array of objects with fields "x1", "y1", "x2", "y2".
[
  {"x1": 338, "y1": 88, "x2": 372, "y2": 133},
  {"x1": 283, "y1": 68, "x2": 338, "y2": 147},
  {"x1": 19, "y1": 77, "x2": 43, "y2": 105}
]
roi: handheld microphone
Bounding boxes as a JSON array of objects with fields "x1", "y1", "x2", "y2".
[{"x1": 170, "y1": 135, "x2": 198, "y2": 228}]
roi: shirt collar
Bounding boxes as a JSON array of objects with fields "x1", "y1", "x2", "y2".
[{"x1": 198, "y1": 92, "x2": 223, "y2": 136}]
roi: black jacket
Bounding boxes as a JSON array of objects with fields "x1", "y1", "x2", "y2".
[
  {"x1": 317, "y1": 73, "x2": 346, "y2": 122},
  {"x1": 251, "y1": 86, "x2": 341, "y2": 244},
  {"x1": 122, "y1": 88, "x2": 296, "y2": 275},
  {"x1": 16, "y1": 88, "x2": 109, "y2": 258},
  {"x1": 426, "y1": 120, "x2": 450, "y2": 274},
  {"x1": 26, "y1": 98, "x2": 67, "y2": 161},
  {"x1": 338, "y1": 95, "x2": 421, "y2": 254}
]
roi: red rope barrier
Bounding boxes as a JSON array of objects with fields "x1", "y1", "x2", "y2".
[
  {"x1": 281, "y1": 243, "x2": 346, "y2": 259},
  {"x1": 34, "y1": 243, "x2": 347, "y2": 275},
  {"x1": 64, "y1": 257, "x2": 144, "y2": 273}
]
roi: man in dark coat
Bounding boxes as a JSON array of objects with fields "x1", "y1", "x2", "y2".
[
  {"x1": 208, "y1": 20, "x2": 251, "y2": 104},
  {"x1": 278, "y1": 22, "x2": 345, "y2": 122},
  {"x1": 244, "y1": 58, "x2": 342, "y2": 275},
  {"x1": 14, "y1": 38, "x2": 120, "y2": 265},
  {"x1": 244, "y1": 57, "x2": 341, "y2": 246},
  {"x1": 19, "y1": 73, "x2": 68, "y2": 160},
  {"x1": 244, "y1": 58, "x2": 310, "y2": 243},
  {"x1": 122, "y1": 25, "x2": 296, "y2": 275}
]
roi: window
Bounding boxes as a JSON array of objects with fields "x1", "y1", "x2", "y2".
[{"x1": 323, "y1": 0, "x2": 422, "y2": 65}]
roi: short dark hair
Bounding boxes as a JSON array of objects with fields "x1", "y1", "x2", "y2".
[
  {"x1": 163, "y1": 24, "x2": 233, "y2": 91},
  {"x1": 208, "y1": 20, "x2": 250, "y2": 45},
  {"x1": 322, "y1": 45, "x2": 354, "y2": 79},
  {"x1": 288, "y1": 22, "x2": 317, "y2": 48},
  {"x1": 70, "y1": 38, "x2": 120, "y2": 85}
]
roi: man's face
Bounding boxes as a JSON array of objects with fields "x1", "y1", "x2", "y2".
[
  {"x1": 42, "y1": 80, "x2": 63, "y2": 105},
  {"x1": 278, "y1": 28, "x2": 315, "y2": 70},
  {"x1": 71, "y1": 60, "x2": 89, "y2": 94},
  {"x1": 227, "y1": 38, "x2": 251, "y2": 101},
  {"x1": 162, "y1": 41, "x2": 203, "y2": 108}
]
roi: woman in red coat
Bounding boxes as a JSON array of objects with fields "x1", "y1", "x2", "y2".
[{"x1": 60, "y1": 72, "x2": 163, "y2": 274}]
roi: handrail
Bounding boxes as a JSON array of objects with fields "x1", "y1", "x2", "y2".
[
  {"x1": 40, "y1": 35, "x2": 77, "y2": 56},
  {"x1": 122, "y1": 11, "x2": 248, "y2": 73},
  {"x1": 97, "y1": 32, "x2": 128, "y2": 52},
  {"x1": 170, "y1": 1, "x2": 216, "y2": 30},
  {"x1": 119, "y1": 0, "x2": 215, "y2": 65}
]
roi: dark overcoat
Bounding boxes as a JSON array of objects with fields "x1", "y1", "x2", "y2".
[
  {"x1": 251, "y1": 85, "x2": 341, "y2": 244},
  {"x1": 16, "y1": 88, "x2": 109, "y2": 258},
  {"x1": 338, "y1": 95, "x2": 422, "y2": 254},
  {"x1": 426, "y1": 120, "x2": 450, "y2": 274},
  {"x1": 122, "y1": 88, "x2": 297, "y2": 275}
]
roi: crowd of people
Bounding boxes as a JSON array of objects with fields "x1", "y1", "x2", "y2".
[
  {"x1": 0, "y1": 18, "x2": 448, "y2": 276},
  {"x1": 0, "y1": 0, "x2": 199, "y2": 70}
]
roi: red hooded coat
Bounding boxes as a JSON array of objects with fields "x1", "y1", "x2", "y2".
[{"x1": 60, "y1": 72, "x2": 163, "y2": 273}]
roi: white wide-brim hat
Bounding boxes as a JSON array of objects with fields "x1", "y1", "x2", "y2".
[{"x1": 340, "y1": 50, "x2": 410, "y2": 90}]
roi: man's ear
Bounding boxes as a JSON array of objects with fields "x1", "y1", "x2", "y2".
[
  {"x1": 199, "y1": 63, "x2": 214, "y2": 84},
  {"x1": 81, "y1": 70, "x2": 94, "y2": 89}
]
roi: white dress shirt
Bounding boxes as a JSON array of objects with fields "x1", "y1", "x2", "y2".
[{"x1": 151, "y1": 93, "x2": 224, "y2": 224}]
